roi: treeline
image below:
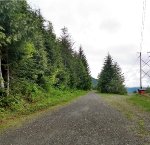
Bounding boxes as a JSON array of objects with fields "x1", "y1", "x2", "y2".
[{"x1": 0, "y1": 0, "x2": 91, "y2": 102}]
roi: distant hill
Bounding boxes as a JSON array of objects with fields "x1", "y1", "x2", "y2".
[
  {"x1": 126, "y1": 87, "x2": 140, "y2": 93},
  {"x1": 91, "y1": 78, "x2": 141, "y2": 93},
  {"x1": 91, "y1": 77, "x2": 98, "y2": 89}
]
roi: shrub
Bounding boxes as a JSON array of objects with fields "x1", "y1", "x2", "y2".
[
  {"x1": 21, "y1": 82, "x2": 44, "y2": 103},
  {"x1": 11, "y1": 79, "x2": 44, "y2": 103},
  {"x1": 0, "y1": 95, "x2": 21, "y2": 108}
]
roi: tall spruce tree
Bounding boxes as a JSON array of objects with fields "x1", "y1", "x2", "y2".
[
  {"x1": 78, "y1": 46, "x2": 91, "y2": 90},
  {"x1": 97, "y1": 54, "x2": 126, "y2": 94}
]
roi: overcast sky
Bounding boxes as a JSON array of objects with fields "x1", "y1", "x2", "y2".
[{"x1": 28, "y1": 0, "x2": 150, "y2": 87}]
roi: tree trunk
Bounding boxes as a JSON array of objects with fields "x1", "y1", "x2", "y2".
[
  {"x1": 6, "y1": 53, "x2": 9, "y2": 96},
  {"x1": 6, "y1": 64, "x2": 9, "y2": 96},
  {"x1": 0, "y1": 55, "x2": 4, "y2": 89}
]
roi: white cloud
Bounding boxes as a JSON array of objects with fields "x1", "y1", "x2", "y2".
[{"x1": 100, "y1": 19, "x2": 121, "y2": 33}]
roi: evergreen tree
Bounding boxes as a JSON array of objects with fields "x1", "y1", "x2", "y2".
[
  {"x1": 97, "y1": 54, "x2": 126, "y2": 94},
  {"x1": 59, "y1": 27, "x2": 75, "y2": 89},
  {"x1": 78, "y1": 46, "x2": 91, "y2": 90}
]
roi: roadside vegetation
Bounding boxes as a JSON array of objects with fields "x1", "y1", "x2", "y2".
[{"x1": 128, "y1": 94, "x2": 150, "y2": 112}]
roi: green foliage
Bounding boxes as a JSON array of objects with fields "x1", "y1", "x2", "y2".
[
  {"x1": 0, "y1": 0, "x2": 91, "y2": 113},
  {"x1": 97, "y1": 54, "x2": 126, "y2": 95},
  {"x1": 22, "y1": 42, "x2": 36, "y2": 59},
  {"x1": 76, "y1": 46, "x2": 91, "y2": 90},
  {"x1": 0, "y1": 95, "x2": 21, "y2": 108},
  {"x1": 59, "y1": 28, "x2": 91, "y2": 90},
  {"x1": 0, "y1": 26, "x2": 7, "y2": 47},
  {"x1": 21, "y1": 81, "x2": 43, "y2": 103}
]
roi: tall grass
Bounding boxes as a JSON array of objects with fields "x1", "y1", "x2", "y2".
[{"x1": 128, "y1": 95, "x2": 150, "y2": 112}]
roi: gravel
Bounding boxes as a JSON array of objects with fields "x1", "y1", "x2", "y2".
[{"x1": 0, "y1": 92, "x2": 145, "y2": 145}]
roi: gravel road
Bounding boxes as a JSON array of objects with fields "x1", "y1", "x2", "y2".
[{"x1": 0, "y1": 92, "x2": 144, "y2": 145}]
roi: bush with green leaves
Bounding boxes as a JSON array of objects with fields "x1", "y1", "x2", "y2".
[{"x1": 0, "y1": 95, "x2": 21, "y2": 108}]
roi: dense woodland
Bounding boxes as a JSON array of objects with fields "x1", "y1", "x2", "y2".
[{"x1": 0, "y1": 0, "x2": 91, "y2": 107}]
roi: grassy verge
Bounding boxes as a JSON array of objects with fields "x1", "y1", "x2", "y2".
[
  {"x1": 128, "y1": 94, "x2": 150, "y2": 112},
  {"x1": 97, "y1": 93, "x2": 150, "y2": 138},
  {"x1": 0, "y1": 89, "x2": 87, "y2": 133}
]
